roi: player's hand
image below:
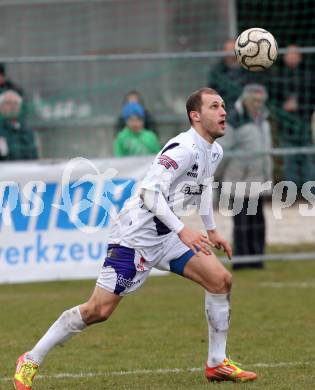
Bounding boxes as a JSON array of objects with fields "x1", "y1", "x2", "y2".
[
  {"x1": 207, "y1": 229, "x2": 232, "y2": 260},
  {"x1": 178, "y1": 226, "x2": 213, "y2": 256}
]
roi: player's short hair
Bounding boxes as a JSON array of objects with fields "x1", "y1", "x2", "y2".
[{"x1": 186, "y1": 87, "x2": 219, "y2": 124}]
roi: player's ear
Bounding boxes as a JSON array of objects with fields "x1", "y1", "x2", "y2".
[{"x1": 190, "y1": 110, "x2": 200, "y2": 123}]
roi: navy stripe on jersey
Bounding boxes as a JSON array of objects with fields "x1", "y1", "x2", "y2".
[
  {"x1": 161, "y1": 142, "x2": 180, "y2": 155},
  {"x1": 153, "y1": 216, "x2": 171, "y2": 236},
  {"x1": 141, "y1": 204, "x2": 171, "y2": 235}
]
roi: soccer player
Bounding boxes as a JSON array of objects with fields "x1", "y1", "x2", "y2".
[{"x1": 14, "y1": 88, "x2": 257, "y2": 389}]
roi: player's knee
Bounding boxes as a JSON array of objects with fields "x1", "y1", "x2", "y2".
[
  {"x1": 81, "y1": 302, "x2": 111, "y2": 324},
  {"x1": 206, "y1": 271, "x2": 232, "y2": 293},
  {"x1": 223, "y1": 271, "x2": 232, "y2": 292},
  {"x1": 93, "y1": 303, "x2": 111, "y2": 322},
  {"x1": 217, "y1": 271, "x2": 232, "y2": 293}
]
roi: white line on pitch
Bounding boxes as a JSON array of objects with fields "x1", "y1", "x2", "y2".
[
  {"x1": 3, "y1": 361, "x2": 311, "y2": 382},
  {"x1": 259, "y1": 281, "x2": 315, "y2": 288}
]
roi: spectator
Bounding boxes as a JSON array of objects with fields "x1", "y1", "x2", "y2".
[
  {"x1": 0, "y1": 63, "x2": 24, "y2": 97},
  {"x1": 274, "y1": 45, "x2": 315, "y2": 189},
  {"x1": 114, "y1": 90, "x2": 157, "y2": 134},
  {"x1": 217, "y1": 84, "x2": 272, "y2": 270},
  {"x1": 0, "y1": 90, "x2": 38, "y2": 160},
  {"x1": 114, "y1": 102, "x2": 160, "y2": 157},
  {"x1": 207, "y1": 39, "x2": 250, "y2": 112}
]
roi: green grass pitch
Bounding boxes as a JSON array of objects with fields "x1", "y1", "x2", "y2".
[{"x1": 1, "y1": 260, "x2": 315, "y2": 389}]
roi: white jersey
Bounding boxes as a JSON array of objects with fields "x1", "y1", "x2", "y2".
[{"x1": 109, "y1": 127, "x2": 223, "y2": 264}]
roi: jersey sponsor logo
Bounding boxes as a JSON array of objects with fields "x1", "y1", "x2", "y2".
[
  {"x1": 181, "y1": 184, "x2": 204, "y2": 195},
  {"x1": 187, "y1": 162, "x2": 198, "y2": 178},
  {"x1": 191, "y1": 163, "x2": 198, "y2": 171},
  {"x1": 157, "y1": 154, "x2": 178, "y2": 170}
]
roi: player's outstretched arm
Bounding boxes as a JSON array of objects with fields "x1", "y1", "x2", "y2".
[
  {"x1": 178, "y1": 226, "x2": 213, "y2": 256},
  {"x1": 207, "y1": 229, "x2": 232, "y2": 260}
]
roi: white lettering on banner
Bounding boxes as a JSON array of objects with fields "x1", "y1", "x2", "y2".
[
  {"x1": 0, "y1": 156, "x2": 153, "y2": 284},
  {"x1": 0, "y1": 181, "x2": 19, "y2": 226}
]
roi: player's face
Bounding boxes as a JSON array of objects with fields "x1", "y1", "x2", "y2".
[{"x1": 198, "y1": 94, "x2": 227, "y2": 139}]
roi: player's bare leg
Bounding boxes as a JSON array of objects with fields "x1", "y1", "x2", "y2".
[
  {"x1": 183, "y1": 252, "x2": 257, "y2": 382},
  {"x1": 14, "y1": 287, "x2": 121, "y2": 389},
  {"x1": 80, "y1": 286, "x2": 122, "y2": 324}
]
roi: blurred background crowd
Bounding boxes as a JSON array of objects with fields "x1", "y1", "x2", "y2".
[{"x1": 0, "y1": 1, "x2": 313, "y2": 168}]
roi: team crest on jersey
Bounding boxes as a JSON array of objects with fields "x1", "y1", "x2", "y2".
[
  {"x1": 181, "y1": 184, "x2": 204, "y2": 195},
  {"x1": 158, "y1": 154, "x2": 178, "y2": 170},
  {"x1": 212, "y1": 152, "x2": 220, "y2": 162},
  {"x1": 187, "y1": 162, "x2": 199, "y2": 178}
]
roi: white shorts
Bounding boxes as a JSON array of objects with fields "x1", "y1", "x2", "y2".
[{"x1": 96, "y1": 232, "x2": 194, "y2": 296}]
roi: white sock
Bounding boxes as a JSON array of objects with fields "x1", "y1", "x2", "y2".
[
  {"x1": 205, "y1": 291, "x2": 230, "y2": 367},
  {"x1": 27, "y1": 306, "x2": 87, "y2": 365}
]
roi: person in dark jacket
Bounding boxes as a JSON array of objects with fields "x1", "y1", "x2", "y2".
[
  {"x1": 0, "y1": 90, "x2": 37, "y2": 160},
  {"x1": 207, "y1": 40, "x2": 250, "y2": 112},
  {"x1": 273, "y1": 45, "x2": 315, "y2": 189},
  {"x1": 114, "y1": 90, "x2": 157, "y2": 134}
]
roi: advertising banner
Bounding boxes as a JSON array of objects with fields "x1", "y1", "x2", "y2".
[{"x1": 0, "y1": 156, "x2": 154, "y2": 283}]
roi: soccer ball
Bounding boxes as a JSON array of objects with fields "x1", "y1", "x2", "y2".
[{"x1": 234, "y1": 28, "x2": 278, "y2": 72}]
